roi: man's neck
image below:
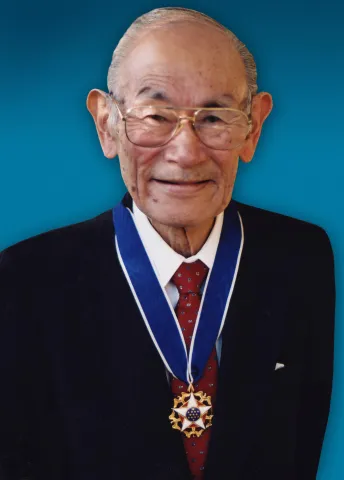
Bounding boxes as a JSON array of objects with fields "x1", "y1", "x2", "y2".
[{"x1": 149, "y1": 217, "x2": 215, "y2": 258}]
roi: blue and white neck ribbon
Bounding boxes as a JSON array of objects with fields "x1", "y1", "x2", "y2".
[{"x1": 113, "y1": 200, "x2": 244, "y2": 385}]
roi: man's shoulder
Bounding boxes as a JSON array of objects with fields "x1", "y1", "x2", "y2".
[
  {"x1": 0, "y1": 209, "x2": 114, "y2": 278},
  {"x1": 235, "y1": 200, "x2": 332, "y2": 255}
]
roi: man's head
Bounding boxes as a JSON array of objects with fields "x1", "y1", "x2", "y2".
[{"x1": 87, "y1": 7, "x2": 272, "y2": 229}]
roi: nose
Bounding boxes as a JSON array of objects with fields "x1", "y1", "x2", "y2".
[{"x1": 164, "y1": 119, "x2": 207, "y2": 167}]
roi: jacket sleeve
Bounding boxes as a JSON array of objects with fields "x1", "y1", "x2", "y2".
[
  {"x1": 296, "y1": 228, "x2": 336, "y2": 479},
  {"x1": 0, "y1": 248, "x2": 34, "y2": 480}
]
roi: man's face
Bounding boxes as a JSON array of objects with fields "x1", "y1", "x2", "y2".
[{"x1": 103, "y1": 24, "x2": 269, "y2": 228}]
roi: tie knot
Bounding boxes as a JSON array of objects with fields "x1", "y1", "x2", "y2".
[{"x1": 171, "y1": 260, "x2": 209, "y2": 295}]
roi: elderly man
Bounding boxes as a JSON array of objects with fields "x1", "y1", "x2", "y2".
[{"x1": 0, "y1": 7, "x2": 335, "y2": 480}]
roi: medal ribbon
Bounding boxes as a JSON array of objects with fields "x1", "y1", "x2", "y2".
[{"x1": 113, "y1": 200, "x2": 243, "y2": 384}]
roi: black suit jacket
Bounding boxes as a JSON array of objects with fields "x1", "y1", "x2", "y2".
[{"x1": 0, "y1": 196, "x2": 335, "y2": 480}]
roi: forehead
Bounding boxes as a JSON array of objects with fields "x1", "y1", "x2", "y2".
[{"x1": 119, "y1": 23, "x2": 248, "y2": 107}]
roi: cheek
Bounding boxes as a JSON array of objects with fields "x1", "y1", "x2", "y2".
[
  {"x1": 117, "y1": 139, "x2": 137, "y2": 194},
  {"x1": 216, "y1": 155, "x2": 239, "y2": 204},
  {"x1": 118, "y1": 142, "x2": 156, "y2": 199},
  {"x1": 223, "y1": 161, "x2": 238, "y2": 185}
]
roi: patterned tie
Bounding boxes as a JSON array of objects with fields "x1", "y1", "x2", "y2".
[{"x1": 171, "y1": 260, "x2": 218, "y2": 479}]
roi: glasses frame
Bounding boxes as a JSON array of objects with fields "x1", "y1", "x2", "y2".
[{"x1": 108, "y1": 95, "x2": 252, "y2": 151}]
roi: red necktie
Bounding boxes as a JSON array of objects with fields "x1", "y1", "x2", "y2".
[{"x1": 171, "y1": 260, "x2": 218, "y2": 479}]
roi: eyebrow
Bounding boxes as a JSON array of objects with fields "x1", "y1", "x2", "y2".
[
  {"x1": 203, "y1": 95, "x2": 236, "y2": 108},
  {"x1": 135, "y1": 87, "x2": 237, "y2": 107},
  {"x1": 136, "y1": 87, "x2": 171, "y2": 102}
]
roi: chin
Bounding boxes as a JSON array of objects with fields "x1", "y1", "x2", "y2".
[{"x1": 147, "y1": 203, "x2": 217, "y2": 229}]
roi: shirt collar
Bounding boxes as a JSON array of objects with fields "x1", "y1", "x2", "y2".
[{"x1": 132, "y1": 202, "x2": 224, "y2": 288}]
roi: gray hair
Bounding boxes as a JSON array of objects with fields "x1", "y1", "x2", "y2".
[{"x1": 106, "y1": 7, "x2": 257, "y2": 116}]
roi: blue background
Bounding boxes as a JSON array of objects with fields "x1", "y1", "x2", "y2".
[{"x1": 1, "y1": 0, "x2": 343, "y2": 477}]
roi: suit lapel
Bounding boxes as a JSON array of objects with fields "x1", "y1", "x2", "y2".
[{"x1": 205, "y1": 208, "x2": 288, "y2": 478}]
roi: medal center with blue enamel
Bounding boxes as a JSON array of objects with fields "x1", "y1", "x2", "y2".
[{"x1": 186, "y1": 407, "x2": 201, "y2": 422}]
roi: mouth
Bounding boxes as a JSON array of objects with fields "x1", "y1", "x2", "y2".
[
  {"x1": 151, "y1": 179, "x2": 213, "y2": 195},
  {"x1": 153, "y1": 179, "x2": 211, "y2": 185}
]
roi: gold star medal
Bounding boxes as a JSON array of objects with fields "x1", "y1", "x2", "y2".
[{"x1": 169, "y1": 385, "x2": 213, "y2": 438}]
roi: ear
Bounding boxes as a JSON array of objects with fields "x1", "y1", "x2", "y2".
[
  {"x1": 86, "y1": 89, "x2": 118, "y2": 159},
  {"x1": 238, "y1": 92, "x2": 273, "y2": 163}
]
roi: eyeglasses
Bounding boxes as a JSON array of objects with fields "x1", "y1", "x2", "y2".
[{"x1": 110, "y1": 98, "x2": 252, "y2": 150}]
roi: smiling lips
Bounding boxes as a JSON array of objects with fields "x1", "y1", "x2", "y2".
[
  {"x1": 153, "y1": 179, "x2": 211, "y2": 185},
  {"x1": 152, "y1": 178, "x2": 212, "y2": 195}
]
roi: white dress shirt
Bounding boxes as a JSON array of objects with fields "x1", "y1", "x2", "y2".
[{"x1": 132, "y1": 202, "x2": 224, "y2": 360}]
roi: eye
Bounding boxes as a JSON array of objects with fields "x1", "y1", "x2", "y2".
[
  {"x1": 202, "y1": 115, "x2": 222, "y2": 124},
  {"x1": 147, "y1": 114, "x2": 169, "y2": 123}
]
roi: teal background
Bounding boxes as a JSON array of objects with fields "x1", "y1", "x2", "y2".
[{"x1": 1, "y1": 0, "x2": 343, "y2": 477}]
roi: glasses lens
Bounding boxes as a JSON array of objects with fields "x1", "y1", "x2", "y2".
[
  {"x1": 125, "y1": 107, "x2": 178, "y2": 147},
  {"x1": 195, "y1": 109, "x2": 249, "y2": 149}
]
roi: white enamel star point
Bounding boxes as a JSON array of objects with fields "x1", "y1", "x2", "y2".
[{"x1": 173, "y1": 392, "x2": 211, "y2": 431}]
